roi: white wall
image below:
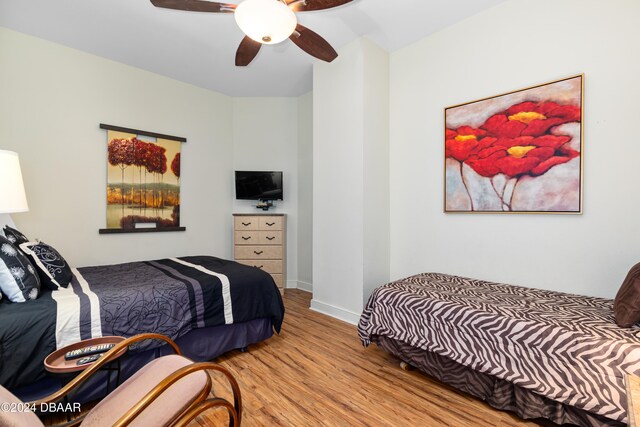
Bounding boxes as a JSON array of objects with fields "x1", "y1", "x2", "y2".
[
  {"x1": 0, "y1": 214, "x2": 16, "y2": 231},
  {"x1": 362, "y1": 40, "x2": 390, "y2": 305},
  {"x1": 312, "y1": 39, "x2": 390, "y2": 322},
  {"x1": 297, "y1": 92, "x2": 313, "y2": 291},
  {"x1": 313, "y1": 40, "x2": 365, "y2": 322},
  {"x1": 389, "y1": 0, "x2": 640, "y2": 298},
  {"x1": 232, "y1": 97, "x2": 299, "y2": 287},
  {"x1": 0, "y1": 27, "x2": 229, "y2": 267}
]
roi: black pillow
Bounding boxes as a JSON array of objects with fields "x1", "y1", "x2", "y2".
[
  {"x1": 19, "y1": 241, "x2": 73, "y2": 290},
  {"x1": 0, "y1": 236, "x2": 40, "y2": 302},
  {"x1": 3, "y1": 226, "x2": 29, "y2": 246}
]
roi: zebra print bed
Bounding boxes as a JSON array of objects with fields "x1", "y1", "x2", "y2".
[{"x1": 358, "y1": 273, "x2": 640, "y2": 425}]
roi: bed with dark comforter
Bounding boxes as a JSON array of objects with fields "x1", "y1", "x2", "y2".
[
  {"x1": 0, "y1": 255, "x2": 284, "y2": 392},
  {"x1": 358, "y1": 273, "x2": 640, "y2": 427}
]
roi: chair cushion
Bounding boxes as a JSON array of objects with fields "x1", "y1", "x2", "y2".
[
  {"x1": 0, "y1": 385, "x2": 44, "y2": 427},
  {"x1": 614, "y1": 262, "x2": 640, "y2": 327},
  {"x1": 81, "y1": 355, "x2": 208, "y2": 427}
]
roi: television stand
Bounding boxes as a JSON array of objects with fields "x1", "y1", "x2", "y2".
[{"x1": 256, "y1": 200, "x2": 274, "y2": 211}]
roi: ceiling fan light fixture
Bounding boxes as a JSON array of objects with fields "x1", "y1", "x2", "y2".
[{"x1": 234, "y1": 0, "x2": 297, "y2": 45}]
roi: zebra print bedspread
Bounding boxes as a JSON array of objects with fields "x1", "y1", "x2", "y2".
[{"x1": 358, "y1": 273, "x2": 640, "y2": 424}]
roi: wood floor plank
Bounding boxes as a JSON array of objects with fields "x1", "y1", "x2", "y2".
[{"x1": 199, "y1": 289, "x2": 551, "y2": 426}]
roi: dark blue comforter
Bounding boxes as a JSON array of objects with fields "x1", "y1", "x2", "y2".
[{"x1": 0, "y1": 256, "x2": 284, "y2": 389}]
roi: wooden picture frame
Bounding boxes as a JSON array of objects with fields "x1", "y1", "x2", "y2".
[
  {"x1": 444, "y1": 75, "x2": 584, "y2": 214},
  {"x1": 99, "y1": 124, "x2": 186, "y2": 234}
]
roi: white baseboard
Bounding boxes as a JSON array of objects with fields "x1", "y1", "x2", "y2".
[
  {"x1": 295, "y1": 280, "x2": 313, "y2": 292},
  {"x1": 310, "y1": 299, "x2": 361, "y2": 325},
  {"x1": 285, "y1": 280, "x2": 297, "y2": 289},
  {"x1": 284, "y1": 280, "x2": 313, "y2": 292}
]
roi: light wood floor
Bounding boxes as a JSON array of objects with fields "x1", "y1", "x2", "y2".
[{"x1": 196, "y1": 289, "x2": 550, "y2": 427}]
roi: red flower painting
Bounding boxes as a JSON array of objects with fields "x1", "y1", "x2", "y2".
[
  {"x1": 444, "y1": 75, "x2": 583, "y2": 213},
  {"x1": 481, "y1": 101, "x2": 581, "y2": 138},
  {"x1": 465, "y1": 135, "x2": 579, "y2": 178},
  {"x1": 445, "y1": 126, "x2": 496, "y2": 162}
]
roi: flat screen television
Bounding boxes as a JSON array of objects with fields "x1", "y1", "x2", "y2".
[{"x1": 235, "y1": 171, "x2": 283, "y2": 201}]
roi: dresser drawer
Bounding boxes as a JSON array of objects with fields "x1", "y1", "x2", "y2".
[
  {"x1": 238, "y1": 260, "x2": 283, "y2": 274},
  {"x1": 234, "y1": 217, "x2": 259, "y2": 231},
  {"x1": 235, "y1": 245, "x2": 282, "y2": 260},
  {"x1": 235, "y1": 231, "x2": 282, "y2": 245},
  {"x1": 259, "y1": 216, "x2": 283, "y2": 230},
  {"x1": 258, "y1": 231, "x2": 282, "y2": 245},
  {"x1": 271, "y1": 274, "x2": 284, "y2": 288},
  {"x1": 234, "y1": 231, "x2": 259, "y2": 245}
]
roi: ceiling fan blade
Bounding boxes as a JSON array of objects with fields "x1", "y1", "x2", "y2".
[
  {"x1": 289, "y1": 24, "x2": 338, "y2": 63},
  {"x1": 236, "y1": 36, "x2": 262, "y2": 66},
  {"x1": 150, "y1": 0, "x2": 236, "y2": 13},
  {"x1": 287, "y1": 0, "x2": 352, "y2": 12}
]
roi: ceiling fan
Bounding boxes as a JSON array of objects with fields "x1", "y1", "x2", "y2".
[{"x1": 150, "y1": 0, "x2": 352, "y2": 66}]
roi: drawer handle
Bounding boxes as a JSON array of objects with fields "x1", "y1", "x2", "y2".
[
  {"x1": 242, "y1": 222, "x2": 251, "y2": 226},
  {"x1": 242, "y1": 236, "x2": 252, "y2": 241},
  {"x1": 254, "y1": 250, "x2": 264, "y2": 255},
  {"x1": 266, "y1": 236, "x2": 275, "y2": 241},
  {"x1": 266, "y1": 222, "x2": 275, "y2": 226}
]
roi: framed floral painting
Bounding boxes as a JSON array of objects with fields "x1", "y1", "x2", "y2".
[
  {"x1": 99, "y1": 124, "x2": 186, "y2": 234},
  {"x1": 444, "y1": 75, "x2": 583, "y2": 213}
]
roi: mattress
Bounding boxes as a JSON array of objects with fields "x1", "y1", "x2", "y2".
[{"x1": 358, "y1": 272, "x2": 640, "y2": 424}]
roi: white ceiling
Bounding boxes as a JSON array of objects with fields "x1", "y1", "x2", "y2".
[{"x1": 0, "y1": 0, "x2": 506, "y2": 97}]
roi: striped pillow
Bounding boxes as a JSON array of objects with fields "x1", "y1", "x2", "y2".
[{"x1": 0, "y1": 236, "x2": 40, "y2": 302}]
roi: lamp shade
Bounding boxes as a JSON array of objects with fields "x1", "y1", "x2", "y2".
[
  {"x1": 234, "y1": 0, "x2": 297, "y2": 45},
  {"x1": 0, "y1": 150, "x2": 29, "y2": 213}
]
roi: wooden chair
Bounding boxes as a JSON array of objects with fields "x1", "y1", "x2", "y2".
[{"x1": 0, "y1": 333, "x2": 241, "y2": 427}]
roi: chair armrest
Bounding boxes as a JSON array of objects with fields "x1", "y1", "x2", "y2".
[
  {"x1": 31, "y1": 333, "x2": 182, "y2": 407},
  {"x1": 112, "y1": 362, "x2": 242, "y2": 427}
]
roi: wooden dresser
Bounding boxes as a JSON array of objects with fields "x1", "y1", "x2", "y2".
[{"x1": 233, "y1": 214, "x2": 286, "y2": 294}]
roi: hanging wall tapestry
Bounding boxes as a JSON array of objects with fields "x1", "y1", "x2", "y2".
[
  {"x1": 444, "y1": 74, "x2": 583, "y2": 213},
  {"x1": 99, "y1": 124, "x2": 186, "y2": 234}
]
